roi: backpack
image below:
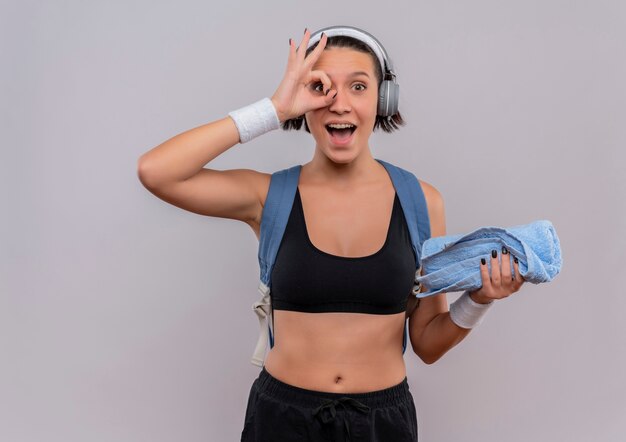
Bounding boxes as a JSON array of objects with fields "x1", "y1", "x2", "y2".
[{"x1": 250, "y1": 158, "x2": 431, "y2": 366}]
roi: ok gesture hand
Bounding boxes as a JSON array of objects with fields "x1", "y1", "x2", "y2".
[{"x1": 270, "y1": 29, "x2": 337, "y2": 123}]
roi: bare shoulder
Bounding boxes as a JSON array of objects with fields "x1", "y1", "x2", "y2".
[{"x1": 418, "y1": 179, "x2": 446, "y2": 237}]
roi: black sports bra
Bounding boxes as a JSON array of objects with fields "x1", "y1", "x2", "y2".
[{"x1": 270, "y1": 187, "x2": 416, "y2": 314}]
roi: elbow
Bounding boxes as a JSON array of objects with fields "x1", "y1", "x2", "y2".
[
  {"x1": 416, "y1": 350, "x2": 443, "y2": 365},
  {"x1": 137, "y1": 156, "x2": 161, "y2": 189},
  {"x1": 411, "y1": 343, "x2": 446, "y2": 365},
  {"x1": 420, "y1": 355, "x2": 440, "y2": 365}
]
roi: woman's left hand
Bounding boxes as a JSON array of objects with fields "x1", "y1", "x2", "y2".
[{"x1": 469, "y1": 246, "x2": 525, "y2": 304}]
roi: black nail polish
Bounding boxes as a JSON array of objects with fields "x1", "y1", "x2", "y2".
[
  {"x1": 514, "y1": 257, "x2": 518, "y2": 264},
  {"x1": 304, "y1": 28, "x2": 308, "y2": 34},
  {"x1": 481, "y1": 258, "x2": 486, "y2": 265},
  {"x1": 289, "y1": 38, "x2": 292, "y2": 46},
  {"x1": 325, "y1": 88, "x2": 330, "y2": 95},
  {"x1": 492, "y1": 250, "x2": 497, "y2": 258},
  {"x1": 321, "y1": 32, "x2": 325, "y2": 39},
  {"x1": 502, "y1": 246, "x2": 508, "y2": 254},
  {"x1": 332, "y1": 91, "x2": 338, "y2": 99}
]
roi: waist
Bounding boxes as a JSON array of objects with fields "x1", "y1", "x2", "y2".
[
  {"x1": 265, "y1": 310, "x2": 407, "y2": 392},
  {"x1": 255, "y1": 365, "x2": 412, "y2": 406}
]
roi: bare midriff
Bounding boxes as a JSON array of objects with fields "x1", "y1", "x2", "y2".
[{"x1": 263, "y1": 309, "x2": 408, "y2": 393}]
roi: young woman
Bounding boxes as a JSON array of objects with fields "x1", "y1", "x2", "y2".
[{"x1": 138, "y1": 26, "x2": 524, "y2": 442}]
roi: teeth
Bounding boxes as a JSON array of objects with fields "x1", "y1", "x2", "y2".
[{"x1": 327, "y1": 123, "x2": 355, "y2": 129}]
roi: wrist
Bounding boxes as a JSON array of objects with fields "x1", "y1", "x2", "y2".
[
  {"x1": 468, "y1": 290, "x2": 493, "y2": 305},
  {"x1": 227, "y1": 98, "x2": 280, "y2": 143},
  {"x1": 449, "y1": 291, "x2": 493, "y2": 329},
  {"x1": 270, "y1": 97, "x2": 288, "y2": 123}
]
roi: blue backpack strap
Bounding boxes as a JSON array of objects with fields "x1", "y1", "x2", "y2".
[
  {"x1": 375, "y1": 159, "x2": 431, "y2": 354},
  {"x1": 251, "y1": 164, "x2": 301, "y2": 366}
]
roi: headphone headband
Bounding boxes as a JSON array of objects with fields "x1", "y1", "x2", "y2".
[{"x1": 306, "y1": 26, "x2": 395, "y2": 79}]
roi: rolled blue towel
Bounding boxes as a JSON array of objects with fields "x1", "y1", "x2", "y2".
[{"x1": 415, "y1": 220, "x2": 562, "y2": 297}]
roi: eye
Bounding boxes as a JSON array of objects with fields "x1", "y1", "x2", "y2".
[
  {"x1": 353, "y1": 83, "x2": 367, "y2": 91},
  {"x1": 312, "y1": 82, "x2": 324, "y2": 93}
]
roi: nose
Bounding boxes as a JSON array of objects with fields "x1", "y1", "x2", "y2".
[{"x1": 328, "y1": 87, "x2": 352, "y2": 114}]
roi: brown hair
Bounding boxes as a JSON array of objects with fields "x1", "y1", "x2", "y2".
[{"x1": 281, "y1": 35, "x2": 405, "y2": 133}]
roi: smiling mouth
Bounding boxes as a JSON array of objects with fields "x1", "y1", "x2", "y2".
[{"x1": 325, "y1": 124, "x2": 357, "y2": 138}]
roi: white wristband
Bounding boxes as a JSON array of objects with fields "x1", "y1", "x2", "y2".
[
  {"x1": 449, "y1": 291, "x2": 493, "y2": 329},
  {"x1": 228, "y1": 98, "x2": 280, "y2": 143}
]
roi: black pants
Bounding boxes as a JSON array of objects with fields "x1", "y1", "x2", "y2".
[{"x1": 241, "y1": 366, "x2": 418, "y2": 441}]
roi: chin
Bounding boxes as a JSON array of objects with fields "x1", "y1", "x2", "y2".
[{"x1": 323, "y1": 147, "x2": 362, "y2": 164}]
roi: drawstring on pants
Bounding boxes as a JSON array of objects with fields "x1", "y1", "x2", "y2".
[{"x1": 312, "y1": 396, "x2": 371, "y2": 441}]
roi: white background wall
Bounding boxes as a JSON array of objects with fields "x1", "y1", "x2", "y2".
[{"x1": 2, "y1": 0, "x2": 624, "y2": 440}]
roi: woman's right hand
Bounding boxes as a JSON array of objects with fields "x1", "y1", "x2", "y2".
[{"x1": 270, "y1": 29, "x2": 337, "y2": 123}]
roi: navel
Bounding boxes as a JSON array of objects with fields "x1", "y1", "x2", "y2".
[{"x1": 335, "y1": 375, "x2": 343, "y2": 384}]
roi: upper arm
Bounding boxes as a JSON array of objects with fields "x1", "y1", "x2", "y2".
[
  {"x1": 419, "y1": 179, "x2": 446, "y2": 238},
  {"x1": 138, "y1": 167, "x2": 270, "y2": 229},
  {"x1": 408, "y1": 180, "x2": 449, "y2": 343}
]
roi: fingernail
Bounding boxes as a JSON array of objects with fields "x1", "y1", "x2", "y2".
[
  {"x1": 481, "y1": 258, "x2": 486, "y2": 265},
  {"x1": 332, "y1": 91, "x2": 338, "y2": 99},
  {"x1": 289, "y1": 38, "x2": 292, "y2": 46},
  {"x1": 304, "y1": 28, "x2": 308, "y2": 34},
  {"x1": 502, "y1": 246, "x2": 508, "y2": 254},
  {"x1": 325, "y1": 88, "x2": 330, "y2": 96},
  {"x1": 514, "y1": 257, "x2": 518, "y2": 263},
  {"x1": 321, "y1": 32, "x2": 325, "y2": 39},
  {"x1": 492, "y1": 250, "x2": 497, "y2": 258}
]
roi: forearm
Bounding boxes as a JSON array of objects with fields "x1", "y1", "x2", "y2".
[
  {"x1": 412, "y1": 290, "x2": 494, "y2": 363},
  {"x1": 137, "y1": 116, "x2": 241, "y2": 187},
  {"x1": 412, "y1": 311, "x2": 472, "y2": 364}
]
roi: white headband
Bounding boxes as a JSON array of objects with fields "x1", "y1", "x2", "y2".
[{"x1": 306, "y1": 26, "x2": 395, "y2": 78}]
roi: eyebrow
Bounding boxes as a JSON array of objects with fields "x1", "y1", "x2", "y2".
[
  {"x1": 349, "y1": 71, "x2": 370, "y2": 78},
  {"x1": 321, "y1": 71, "x2": 372, "y2": 84}
]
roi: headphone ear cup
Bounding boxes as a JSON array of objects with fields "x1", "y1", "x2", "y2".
[{"x1": 377, "y1": 80, "x2": 399, "y2": 117}]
